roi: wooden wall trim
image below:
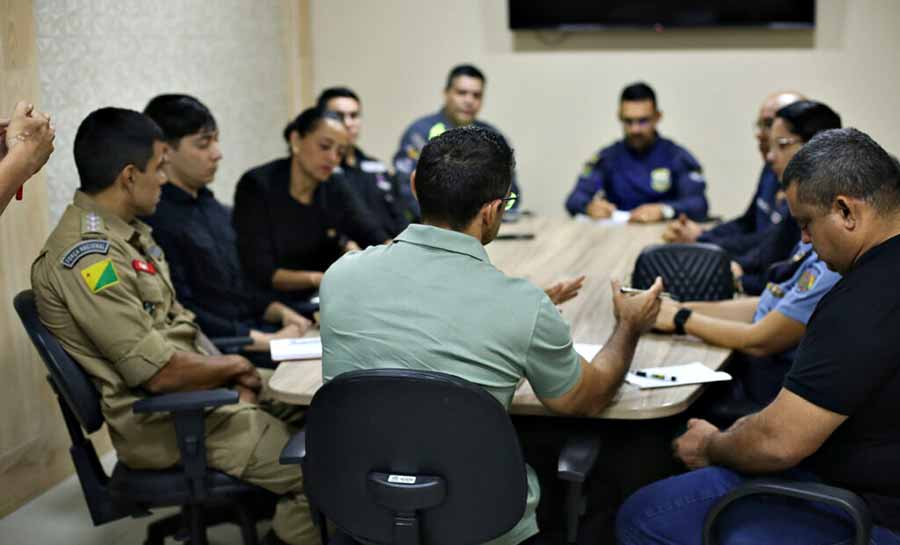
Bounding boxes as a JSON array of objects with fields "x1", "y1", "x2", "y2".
[
  {"x1": 281, "y1": 0, "x2": 314, "y2": 114},
  {"x1": 0, "y1": 0, "x2": 112, "y2": 517}
]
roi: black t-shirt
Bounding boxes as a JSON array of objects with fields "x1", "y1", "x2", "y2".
[
  {"x1": 785, "y1": 233, "x2": 900, "y2": 529},
  {"x1": 144, "y1": 184, "x2": 273, "y2": 337},
  {"x1": 232, "y1": 158, "x2": 388, "y2": 300}
]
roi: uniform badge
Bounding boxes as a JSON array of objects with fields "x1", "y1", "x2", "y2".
[
  {"x1": 81, "y1": 258, "x2": 120, "y2": 294},
  {"x1": 376, "y1": 175, "x2": 393, "y2": 192},
  {"x1": 360, "y1": 160, "x2": 387, "y2": 174},
  {"x1": 427, "y1": 122, "x2": 447, "y2": 141},
  {"x1": 147, "y1": 245, "x2": 164, "y2": 260},
  {"x1": 60, "y1": 240, "x2": 110, "y2": 269},
  {"x1": 765, "y1": 282, "x2": 786, "y2": 298},
  {"x1": 797, "y1": 270, "x2": 817, "y2": 292},
  {"x1": 132, "y1": 259, "x2": 157, "y2": 275},
  {"x1": 651, "y1": 168, "x2": 672, "y2": 193},
  {"x1": 81, "y1": 212, "x2": 104, "y2": 235}
]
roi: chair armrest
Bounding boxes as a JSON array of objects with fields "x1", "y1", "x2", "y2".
[
  {"x1": 133, "y1": 388, "x2": 239, "y2": 414},
  {"x1": 702, "y1": 478, "x2": 872, "y2": 545},
  {"x1": 280, "y1": 430, "x2": 307, "y2": 465},
  {"x1": 210, "y1": 336, "x2": 254, "y2": 352},
  {"x1": 132, "y1": 389, "x2": 239, "y2": 500},
  {"x1": 557, "y1": 434, "x2": 601, "y2": 483}
]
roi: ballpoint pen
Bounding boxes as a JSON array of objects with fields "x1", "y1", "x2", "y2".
[{"x1": 619, "y1": 286, "x2": 676, "y2": 300}]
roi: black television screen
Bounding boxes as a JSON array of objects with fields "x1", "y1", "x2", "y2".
[{"x1": 508, "y1": 1, "x2": 816, "y2": 31}]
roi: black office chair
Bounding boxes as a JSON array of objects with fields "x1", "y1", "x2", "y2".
[
  {"x1": 632, "y1": 243, "x2": 736, "y2": 301},
  {"x1": 702, "y1": 478, "x2": 872, "y2": 545},
  {"x1": 280, "y1": 368, "x2": 531, "y2": 545},
  {"x1": 13, "y1": 290, "x2": 275, "y2": 545}
]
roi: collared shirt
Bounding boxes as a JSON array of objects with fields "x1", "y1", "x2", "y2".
[
  {"x1": 31, "y1": 191, "x2": 252, "y2": 469},
  {"x1": 320, "y1": 224, "x2": 582, "y2": 545},
  {"x1": 699, "y1": 164, "x2": 788, "y2": 256},
  {"x1": 784, "y1": 233, "x2": 900, "y2": 529},
  {"x1": 391, "y1": 109, "x2": 522, "y2": 219},
  {"x1": 735, "y1": 243, "x2": 840, "y2": 404},
  {"x1": 335, "y1": 147, "x2": 409, "y2": 237},
  {"x1": 565, "y1": 135, "x2": 708, "y2": 220},
  {"x1": 144, "y1": 184, "x2": 275, "y2": 337}
]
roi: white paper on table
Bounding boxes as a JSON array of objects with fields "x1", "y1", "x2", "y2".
[
  {"x1": 625, "y1": 362, "x2": 731, "y2": 389},
  {"x1": 270, "y1": 337, "x2": 322, "y2": 361},
  {"x1": 574, "y1": 211, "x2": 631, "y2": 226},
  {"x1": 574, "y1": 343, "x2": 603, "y2": 361}
]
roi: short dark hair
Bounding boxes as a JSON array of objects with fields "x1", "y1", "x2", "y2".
[
  {"x1": 445, "y1": 64, "x2": 486, "y2": 91},
  {"x1": 316, "y1": 87, "x2": 360, "y2": 110},
  {"x1": 415, "y1": 126, "x2": 515, "y2": 230},
  {"x1": 74, "y1": 107, "x2": 163, "y2": 194},
  {"x1": 143, "y1": 94, "x2": 216, "y2": 146},
  {"x1": 776, "y1": 100, "x2": 842, "y2": 143},
  {"x1": 282, "y1": 106, "x2": 343, "y2": 143},
  {"x1": 620, "y1": 82, "x2": 657, "y2": 109},
  {"x1": 783, "y1": 128, "x2": 900, "y2": 215}
]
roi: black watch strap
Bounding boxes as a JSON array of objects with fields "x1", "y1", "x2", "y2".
[{"x1": 674, "y1": 308, "x2": 693, "y2": 335}]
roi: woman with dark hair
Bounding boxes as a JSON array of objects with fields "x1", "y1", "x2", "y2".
[{"x1": 233, "y1": 106, "x2": 388, "y2": 310}]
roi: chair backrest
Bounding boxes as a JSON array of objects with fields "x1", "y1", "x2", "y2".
[
  {"x1": 632, "y1": 243, "x2": 735, "y2": 301},
  {"x1": 304, "y1": 368, "x2": 528, "y2": 545},
  {"x1": 13, "y1": 289, "x2": 130, "y2": 525},
  {"x1": 13, "y1": 290, "x2": 105, "y2": 432}
]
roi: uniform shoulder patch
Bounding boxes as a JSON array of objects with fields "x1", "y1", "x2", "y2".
[
  {"x1": 81, "y1": 258, "x2": 120, "y2": 294},
  {"x1": 796, "y1": 269, "x2": 817, "y2": 292},
  {"x1": 581, "y1": 151, "x2": 602, "y2": 177},
  {"x1": 60, "y1": 240, "x2": 111, "y2": 269},
  {"x1": 427, "y1": 122, "x2": 447, "y2": 140}
]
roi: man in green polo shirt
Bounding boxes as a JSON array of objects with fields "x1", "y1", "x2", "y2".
[{"x1": 320, "y1": 126, "x2": 663, "y2": 545}]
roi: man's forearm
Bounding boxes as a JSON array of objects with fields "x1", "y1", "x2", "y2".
[
  {"x1": 588, "y1": 320, "x2": 641, "y2": 408},
  {"x1": 686, "y1": 298, "x2": 759, "y2": 322},
  {"x1": 683, "y1": 313, "x2": 755, "y2": 351},
  {"x1": 145, "y1": 351, "x2": 250, "y2": 394},
  {"x1": 706, "y1": 413, "x2": 798, "y2": 474},
  {"x1": 263, "y1": 301, "x2": 286, "y2": 323},
  {"x1": 272, "y1": 269, "x2": 320, "y2": 291}
]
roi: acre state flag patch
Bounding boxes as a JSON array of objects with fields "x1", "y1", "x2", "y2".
[{"x1": 81, "y1": 258, "x2": 120, "y2": 293}]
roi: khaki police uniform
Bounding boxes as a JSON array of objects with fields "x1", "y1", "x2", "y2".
[{"x1": 31, "y1": 191, "x2": 316, "y2": 545}]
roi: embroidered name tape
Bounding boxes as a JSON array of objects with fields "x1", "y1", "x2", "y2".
[{"x1": 61, "y1": 240, "x2": 110, "y2": 269}]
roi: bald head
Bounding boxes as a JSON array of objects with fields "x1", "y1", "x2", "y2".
[{"x1": 756, "y1": 91, "x2": 806, "y2": 159}]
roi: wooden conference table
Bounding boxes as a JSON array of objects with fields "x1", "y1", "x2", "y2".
[{"x1": 267, "y1": 216, "x2": 731, "y2": 420}]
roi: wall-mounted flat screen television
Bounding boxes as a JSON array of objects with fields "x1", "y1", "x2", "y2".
[{"x1": 508, "y1": 1, "x2": 816, "y2": 31}]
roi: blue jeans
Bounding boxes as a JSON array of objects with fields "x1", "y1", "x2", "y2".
[{"x1": 616, "y1": 467, "x2": 900, "y2": 545}]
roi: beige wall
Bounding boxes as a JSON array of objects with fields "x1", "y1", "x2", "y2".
[
  {"x1": 310, "y1": 0, "x2": 900, "y2": 218},
  {"x1": 34, "y1": 0, "x2": 296, "y2": 225}
]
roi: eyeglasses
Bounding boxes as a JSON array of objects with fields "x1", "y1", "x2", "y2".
[
  {"x1": 620, "y1": 117, "x2": 653, "y2": 127},
  {"x1": 500, "y1": 192, "x2": 518, "y2": 211},
  {"x1": 773, "y1": 136, "x2": 801, "y2": 150}
]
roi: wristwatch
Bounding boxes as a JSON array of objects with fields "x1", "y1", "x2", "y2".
[
  {"x1": 673, "y1": 307, "x2": 693, "y2": 335},
  {"x1": 661, "y1": 204, "x2": 676, "y2": 220}
]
